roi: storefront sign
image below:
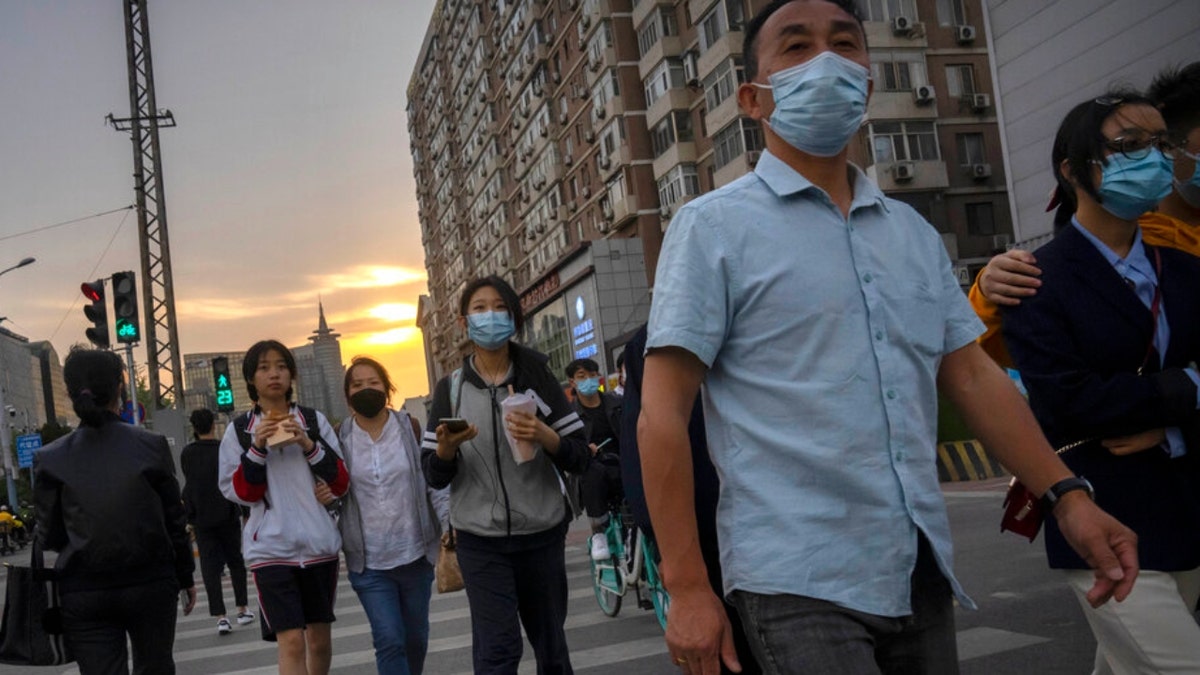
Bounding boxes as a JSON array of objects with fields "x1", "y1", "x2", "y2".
[{"x1": 520, "y1": 272, "x2": 561, "y2": 312}]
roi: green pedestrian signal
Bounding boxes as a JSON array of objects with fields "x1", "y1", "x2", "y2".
[
  {"x1": 111, "y1": 271, "x2": 141, "y2": 344},
  {"x1": 212, "y1": 356, "x2": 235, "y2": 412}
]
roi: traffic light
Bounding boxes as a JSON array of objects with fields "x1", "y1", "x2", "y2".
[
  {"x1": 111, "y1": 271, "x2": 140, "y2": 344},
  {"x1": 212, "y1": 356, "x2": 235, "y2": 412},
  {"x1": 81, "y1": 280, "x2": 109, "y2": 348}
]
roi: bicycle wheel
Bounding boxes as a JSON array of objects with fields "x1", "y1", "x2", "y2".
[
  {"x1": 591, "y1": 554, "x2": 623, "y2": 617},
  {"x1": 641, "y1": 534, "x2": 670, "y2": 631}
]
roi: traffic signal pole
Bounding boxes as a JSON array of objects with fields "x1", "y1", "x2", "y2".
[{"x1": 124, "y1": 343, "x2": 140, "y2": 427}]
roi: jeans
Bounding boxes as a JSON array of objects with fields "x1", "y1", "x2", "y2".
[
  {"x1": 348, "y1": 558, "x2": 436, "y2": 675},
  {"x1": 61, "y1": 577, "x2": 180, "y2": 675},
  {"x1": 730, "y1": 535, "x2": 957, "y2": 675},
  {"x1": 194, "y1": 521, "x2": 248, "y2": 617}
]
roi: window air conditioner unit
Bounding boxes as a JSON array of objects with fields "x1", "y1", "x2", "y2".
[
  {"x1": 953, "y1": 265, "x2": 971, "y2": 286},
  {"x1": 913, "y1": 85, "x2": 935, "y2": 104},
  {"x1": 581, "y1": 15, "x2": 591, "y2": 30},
  {"x1": 602, "y1": 205, "x2": 614, "y2": 220},
  {"x1": 970, "y1": 93, "x2": 991, "y2": 111},
  {"x1": 659, "y1": 204, "x2": 671, "y2": 218},
  {"x1": 598, "y1": 155, "x2": 611, "y2": 170},
  {"x1": 892, "y1": 16, "x2": 913, "y2": 35},
  {"x1": 525, "y1": 51, "x2": 534, "y2": 65},
  {"x1": 559, "y1": 112, "x2": 569, "y2": 125},
  {"x1": 564, "y1": 153, "x2": 573, "y2": 165},
  {"x1": 593, "y1": 106, "x2": 606, "y2": 120},
  {"x1": 582, "y1": 185, "x2": 591, "y2": 197},
  {"x1": 552, "y1": 72, "x2": 561, "y2": 84},
  {"x1": 585, "y1": 130, "x2": 596, "y2": 143},
  {"x1": 894, "y1": 161, "x2": 915, "y2": 181},
  {"x1": 971, "y1": 163, "x2": 992, "y2": 179},
  {"x1": 540, "y1": 126, "x2": 548, "y2": 137},
  {"x1": 577, "y1": 86, "x2": 589, "y2": 100},
  {"x1": 567, "y1": 200, "x2": 577, "y2": 211},
  {"x1": 589, "y1": 56, "x2": 601, "y2": 72},
  {"x1": 477, "y1": 91, "x2": 488, "y2": 103},
  {"x1": 956, "y1": 25, "x2": 976, "y2": 43},
  {"x1": 992, "y1": 234, "x2": 1012, "y2": 250},
  {"x1": 536, "y1": 221, "x2": 546, "y2": 233}
]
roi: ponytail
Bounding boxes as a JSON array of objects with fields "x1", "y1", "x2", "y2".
[{"x1": 64, "y1": 347, "x2": 126, "y2": 428}]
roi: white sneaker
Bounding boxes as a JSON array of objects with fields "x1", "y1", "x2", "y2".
[
  {"x1": 590, "y1": 533, "x2": 611, "y2": 561},
  {"x1": 217, "y1": 618, "x2": 233, "y2": 635},
  {"x1": 236, "y1": 610, "x2": 255, "y2": 626}
]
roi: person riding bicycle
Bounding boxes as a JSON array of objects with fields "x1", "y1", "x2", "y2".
[{"x1": 566, "y1": 358, "x2": 623, "y2": 561}]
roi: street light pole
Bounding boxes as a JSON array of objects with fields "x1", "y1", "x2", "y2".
[{"x1": 1, "y1": 256, "x2": 37, "y2": 508}]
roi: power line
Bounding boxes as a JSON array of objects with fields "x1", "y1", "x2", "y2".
[
  {"x1": 47, "y1": 207, "x2": 134, "y2": 343},
  {"x1": 0, "y1": 205, "x2": 135, "y2": 243}
]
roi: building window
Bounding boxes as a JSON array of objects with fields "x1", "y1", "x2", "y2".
[
  {"x1": 869, "y1": 121, "x2": 939, "y2": 163},
  {"x1": 651, "y1": 111, "x2": 693, "y2": 158},
  {"x1": 644, "y1": 58, "x2": 686, "y2": 107},
  {"x1": 864, "y1": 0, "x2": 917, "y2": 22},
  {"x1": 871, "y1": 51, "x2": 927, "y2": 91},
  {"x1": 966, "y1": 202, "x2": 996, "y2": 236},
  {"x1": 637, "y1": 7, "x2": 678, "y2": 58},
  {"x1": 657, "y1": 164, "x2": 701, "y2": 206},
  {"x1": 713, "y1": 118, "x2": 763, "y2": 170},
  {"x1": 698, "y1": 0, "x2": 746, "y2": 53},
  {"x1": 936, "y1": 0, "x2": 968, "y2": 26},
  {"x1": 956, "y1": 133, "x2": 986, "y2": 166},
  {"x1": 945, "y1": 64, "x2": 977, "y2": 99},
  {"x1": 703, "y1": 57, "x2": 744, "y2": 110}
]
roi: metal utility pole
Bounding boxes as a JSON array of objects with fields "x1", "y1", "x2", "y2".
[{"x1": 107, "y1": 0, "x2": 183, "y2": 412}]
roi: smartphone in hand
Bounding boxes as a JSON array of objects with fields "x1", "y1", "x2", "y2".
[{"x1": 440, "y1": 418, "x2": 469, "y2": 433}]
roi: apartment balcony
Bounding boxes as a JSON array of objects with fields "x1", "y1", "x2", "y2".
[
  {"x1": 713, "y1": 149, "x2": 759, "y2": 189},
  {"x1": 591, "y1": 96, "x2": 625, "y2": 130},
  {"x1": 652, "y1": 141, "x2": 698, "y2": 179},
  {"x1": 587, "y1": 0, "x2": 615, "y2": 25},
  {"x1": 867, "y1": 90, "x2": 939, "y2": 121},
  {"x1": 638, "y1": 35, "x2": 684, "y2": 80},
  {"x1": 596, "y1": 143, "x2": 631, "y2": 179},
  {"x1": 864, "y1": 19, "x2": 928, "y2": 50},
  {"x1": 646, "y1": 87, "x2": 692, "y2": 128},
  {"x1": 866, "y1": 160, "x2": 949, "y2": 191},
  {"x1": 632, "y1": 0, "x2": 669, "y2": 29},
  {"x1": 687, "y1": 0, "x2": 719, "y2": 25},
  {"x1": 697, "y1": 31, "x2": 743, "y2": 82},
  {"x1": 705, "y1": 97, "x2": 741, "y2": 143},
  {"x1": 611, "y1": 193, "x2": 640, "y2": 227},
  {"x1": 585, "y1": 47, "x2": 618, "y2": 87}
]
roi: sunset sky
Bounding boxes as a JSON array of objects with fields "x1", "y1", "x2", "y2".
[{"x1": 0, "y1": 1, "x2": 440, "y2": 402}]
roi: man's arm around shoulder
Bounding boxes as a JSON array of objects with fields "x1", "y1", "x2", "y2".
[{"x1": 937, "y1": 342, "x2": 1138, "y2": 607}]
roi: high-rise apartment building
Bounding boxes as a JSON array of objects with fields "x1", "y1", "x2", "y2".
[{"x1": 409, "y1": 0, "x2": 1009, "y2": 380}]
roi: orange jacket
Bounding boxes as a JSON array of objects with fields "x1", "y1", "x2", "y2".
[{"x1": 969, "y1": 213, "x2": 1200, "y2": 367}]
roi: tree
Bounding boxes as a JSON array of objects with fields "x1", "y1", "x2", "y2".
[{"x1": 135, "y1": 373, "x2": 174, "y2": 410}]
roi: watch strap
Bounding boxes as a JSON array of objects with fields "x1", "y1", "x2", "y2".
[{"x1": 1041, "y1": 476, "x2": 1094, "y2": 509}]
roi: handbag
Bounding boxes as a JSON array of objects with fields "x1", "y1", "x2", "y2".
[
  {"x1": 435, "y1": 528, "x2": 465, "y2": 594},
  {"x1": 1000, "y1": 439, "x2": 1090, "y2": 542},
  {"x1": 0, "y1": 538, "x2": 73, "y2": 665}
]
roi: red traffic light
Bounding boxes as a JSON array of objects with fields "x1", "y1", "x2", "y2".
[{"x1": 81, "y1": 281, "x2": 104, "y2": 302}]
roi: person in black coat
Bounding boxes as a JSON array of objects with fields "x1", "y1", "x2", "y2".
[
  {"x1": 1003, "y1": 93, "x2": 1200, "y2": 673},
  {"x1": 34, "y1": 347, "x2": 196, "y2": 674},
  {"x1": 181, "y1": 408, "x2": 253, "y2": 636}
]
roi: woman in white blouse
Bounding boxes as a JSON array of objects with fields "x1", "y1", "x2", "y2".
[{"x1": 337, "y1": 356, "x2": 449, "y2": 675}]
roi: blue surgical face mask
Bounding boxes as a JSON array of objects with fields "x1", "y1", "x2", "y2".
[
  {"x1": 1175, "y1": 149, "x2": 1200, "y2": 209},
  {"x1": 1096, "y1": 149, "x2": 1174, "y2": 220},
  {"x1": 467, "y1": 311, "x2": 515, "y2": 350},
  {"x1": 575, "y1": 377, "x2": 600, "y2": 397},
  {"x1": 753, "y1": 51, "x2": 870, "y2": 157}
]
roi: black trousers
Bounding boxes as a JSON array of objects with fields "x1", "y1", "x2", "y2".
[
  {"x1": 456, "y1": 521, "x2": 573, "y2": 675},
  {"x1": 195, "y1": 521, "x2": 249, "y2": 616},
  {"x1": 581, "y1": 456, "x2": 623, "y2": 518},
  {"x1": 61, "y1": 578, "x2": 179, "y2": 675}
]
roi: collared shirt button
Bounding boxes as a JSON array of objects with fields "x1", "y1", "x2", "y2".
[
  {"x1": 874, "y1": 330, "x2": 884, "y2": 341},
  {"x1": 886, "y1": 389, "x2": 897, "y2": 399},
  {"x1": 863, "y1": 273, "x2": 873, "y2": 283},
  {"x1": 895, "y1": 451, "x2": 905, "y2": 462}
]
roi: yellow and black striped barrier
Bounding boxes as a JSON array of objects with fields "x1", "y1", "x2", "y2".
[{"x1": 936, "y1": 440, "x2": 1008, "y2": 482}]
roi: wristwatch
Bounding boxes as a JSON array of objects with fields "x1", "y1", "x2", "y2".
[{"x1": 1041, "y1": 476, "x2": 1095, "y2": 510}]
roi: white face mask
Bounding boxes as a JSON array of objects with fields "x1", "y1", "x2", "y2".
[{"x1": 753, "y1": 51, "x2": 870, "y2": 157}]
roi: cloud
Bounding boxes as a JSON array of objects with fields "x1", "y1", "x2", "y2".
[
  {"x1": 365, "y1": 302, "x2": 417, "y2": 322},
  {"x1": 177, "y1": 296, "x2": 313, "y2": 321},
  {"x1": 295, "y1": 265, "x2": 426, "y2": 299}
]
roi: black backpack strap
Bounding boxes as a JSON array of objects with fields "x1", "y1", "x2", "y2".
[
  {"x1": 298, "y1": 406, "x2": 323, "y2": 445},
  {"x1": 232, "y1": 411, "x2": 270, "y2": 510}
]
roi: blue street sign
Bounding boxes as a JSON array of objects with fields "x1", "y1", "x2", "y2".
[
  {"x1": 120, "y1": 400, "x2": 146, "y2": 424},
  {"x1": 16, "y1": 433, "x2": 42, "y2": 469}
]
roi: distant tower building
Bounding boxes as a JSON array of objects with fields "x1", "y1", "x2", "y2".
[{"x1": 293, "y1": 302, "x2": 349, "y2": 422}]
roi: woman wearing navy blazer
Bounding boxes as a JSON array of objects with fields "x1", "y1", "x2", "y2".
[{"x1": 1003, "y1": 92, "x2": 1200, "y2": 673}]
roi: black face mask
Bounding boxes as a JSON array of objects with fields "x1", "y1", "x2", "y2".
[{"x1": 349, "y1": 388, "x2": 388, "y2": 418}]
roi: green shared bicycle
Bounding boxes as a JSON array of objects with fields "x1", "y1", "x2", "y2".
[{"x1": 588, "y1": 504, "x2": 670, "y2": 630}]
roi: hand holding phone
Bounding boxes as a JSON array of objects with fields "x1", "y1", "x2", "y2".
[{"x1": 440, "y1": 418, "x2": 470, "y2": 433}]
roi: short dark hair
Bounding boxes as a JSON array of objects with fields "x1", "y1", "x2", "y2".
[
  {"x1": 459, "y1": 275, "x2": 524, "y2": 333},
  {"x1": 242, "y1": 340, "x2": 297, "y2": 402},
  {"x1": 1148, "y1": 61, "x2": 1200, "y2": 143},
  {"x1": 64, "y1": 346, "x2": 126, "y2": 428},
  {"x1": 743, "y1": 0, "x2": 866, "y2": 83},
  {"x1": 343, "y1": 356, "x2": 396, "y2": 401},
  {"x1": 1051, "y1": 90, "x2": 1157, "y2": 227},
  {"x1": 565, "y1": 358, "x2": 600, "y2": 380},
  {"x1": 190, "y1": 408, "x2": 215, "y2": 437}
]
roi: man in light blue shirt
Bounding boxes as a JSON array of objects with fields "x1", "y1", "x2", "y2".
[{"x1": 638, "y1": 2, "x2": 1141, "y2": 674}]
